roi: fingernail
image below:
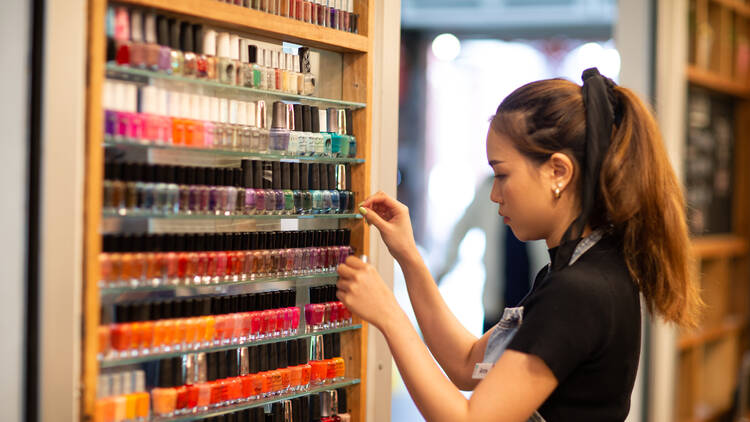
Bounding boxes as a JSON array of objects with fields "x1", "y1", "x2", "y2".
[
  {"x1": 359, "y1": 206, "x2": 368, "y2": 216},
  {"x1": 358, "y1": 201, "x2": 365, "y2": 207}
]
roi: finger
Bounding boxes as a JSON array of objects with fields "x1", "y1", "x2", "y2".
[
  {"x1": 359, "y1": 206, "x2": 390, "y2": 232},
  {"x1": 344, "y1": 255, "x2": 368, "y2": 270},
  {"x1": 336, "y1": 280, "x2": 351, "y2": 293},
  {"x1": 337, "y1": 263, "x2": 359, "y2": 279},
  {"x1": 360, "y1": 191, "x2": 402, "y2": 213}
]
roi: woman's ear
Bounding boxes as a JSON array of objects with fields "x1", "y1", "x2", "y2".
[{"x1": 544, "y1": 152, "x2": 575, "y2": 194}]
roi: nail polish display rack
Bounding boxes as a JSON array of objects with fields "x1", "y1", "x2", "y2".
[{"x1": 85, "y1": 0, "x2": 374, "y2": 420}]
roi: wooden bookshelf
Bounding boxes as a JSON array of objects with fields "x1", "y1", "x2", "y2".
[
  {"x1": 83, "y1": 1, "x2": 375, "y2": 420},
  {"x1": 678, "y1": 1, "x2": 750, "y2": 420}
]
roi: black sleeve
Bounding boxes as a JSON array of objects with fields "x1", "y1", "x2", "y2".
[{"x1": 506, "y1": 270, "x2": 611, "y2": 383}]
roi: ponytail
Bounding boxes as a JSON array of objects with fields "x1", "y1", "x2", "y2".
[
  {"x1": 491, "y1": 78, "x2": 702, "y2": 327},
  {"x1": 602, "y1": 86, "x2": 702, "y2": 327}
]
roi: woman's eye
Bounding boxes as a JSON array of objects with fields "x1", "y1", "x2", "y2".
[{"x1": 494, "y1": 174, "x2": 507, "y2": 180}]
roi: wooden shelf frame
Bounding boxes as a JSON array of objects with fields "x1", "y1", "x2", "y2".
[
  {"x1": 679, "y1": 316, "x2": 748, "y2": 350},
  {"x1": 111, "y1": 0, "x2": 368, "y2": 53},
  {"x1": 691, "y1": 234, "x2": 750, "y2": 259},
  {"x1": 687, "y1": 65, "x2": 750, "y2": 97},
  {"x1": 83, "y1": 0, "x2": 375, "y2": 420}
]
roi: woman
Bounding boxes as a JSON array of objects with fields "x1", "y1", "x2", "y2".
[{"x1": 336, "y1": 68, "x2": 702, "y2": 422}]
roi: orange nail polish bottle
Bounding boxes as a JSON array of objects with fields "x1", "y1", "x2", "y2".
[{"x1": 152, "y1": 359, "x2": 178, "y2": 417}]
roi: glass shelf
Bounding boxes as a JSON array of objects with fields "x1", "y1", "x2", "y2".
[
  {"x1": 152, "y1": 378, "x2": 361, "y2": 422},
  {"x1": 102, "y1": 211, "x2": 363, "y2": 220},
  {"x1": 104, "y1": 138, "x2": 366, "y2": 164},
  {"x1": 106, "y1": 64, "x2": 368, "y2": 109},
  {"x1": 100, "y1": 324, "x2": 362, "y2": 368},
  {"x1": 100, "y1": 273, "x2": 340, "y2": 295}
]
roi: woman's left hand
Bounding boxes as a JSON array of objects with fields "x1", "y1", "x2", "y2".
[{"x1": 336, "y1": 256, "x2": 399, "y2": 330}]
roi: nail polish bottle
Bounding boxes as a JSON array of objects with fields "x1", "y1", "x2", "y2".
[
  {"x1": 168, "y1": 91, "x2": 185, "y2": 145},
  {"x1": 336, "y1": 109, "x2": 351, "y2": 157},
  {"x1": 198, "y1": 95, "x2": 213, "y2": 148},
  {"x1": 114, "y1": 7, "x2": 130, "y2": 66},
  {"x1": 325, "y1": 108, "x2": 344, "y2": 157},
  {"x1": 274, "y1": 50, "x2": 284, "y2": 91},
  {"x1": 128, "y1": 10, "x2": 146, "y2": 68},
  {"x1": 217, "y1": 32, "x2": 235, "y2": 85},
  {"x1": 339, "y1": 0, "x2": 347, "y2": 31},
  {"x1": 166, "y1": 165, "x2": 180, "y2": 214},
  {"x1": 223, "y1": 168, "x2": 237, "y2": 216},
  {"x1": 192, "y1": 25, "x2": 207, "y2": 79},
  {"x1": 319, "y1": 164, "x2": 332, "y2": 214},
  {"x1": 248, "y1": 160, "x2": 263, "y2": 215},
  {"x1": 256, "y1": 100, "x2": 271, "y2": 153},
  {"x1": 309, "y1": 335, "x2": 327, "y2": 385},
  {"x1": 317, "y1": 108, "x2": 333, "y2": 156},
  {"x1": 203, "y1": 28, "x2": 220, "y2": 81},
  {"x1": 228, "y1": 100, "x2": 241, "y2": 149},
  {"x1": 152, "y1": 359, "x2": 178, "y2": 417},
  {"x1": 238, "y1": 102, "x2": 252, "y2": 151},
  {"x1": 168, "y1": 19, "x2": 184, "y2": 75},
  {"x1": 298, "y1": 163, "x2": 313, "y2": 215},
  {"x1": 270, "y1": 101, "x2": 290, "y2": 154},
  {"x1": 196, "y1": 167, "x2": 211, "y2": 214},
  {"x1": 206, "y1": 97, "x2": 219, "y2": 149},
  {"x1": 241, "y1": 161, "x2": 255, "y2": 215},
  {"x1": 181, "y1": 22, "x2": 197, "y2": 77},
  {"x1": 264, "y1": 49, "x2": 276, "y2": 91},
  {"x1": 235, "y1": 169, "x2": 246, "y2": 215},
  {"x1": 330, "y1": 0, "x2": 339, "y2": 30},
  {"x1": 107, "y1": 162, "x2": 127, "y2": 214},
  {"x1": 288, "y1": 104, "x2": 302, "y2": 155},
  {"x1": 261, "y1": 162, "x2": 275, "y2": 216},
  {"x1": 271, "y1": 162, "x2": 284, "y2": 215},
  {"x1": 186, "y1": 94, "x2": 203, "y2": 146},
  {"x1": 289, "y1": 162, "x2": 302, "y2": 215},
  {"x1": 110, "y1": 373, "x2": 128, "y2": 421},
  {"x1": 280, "y1": 0, "x2": 290, "y2": 18},
  {"x1": 207, "y1": 168, "x2": 220, "y2": 214},
  {"x1": 288, "y1": 54, "x2": 299, "y2": 94},
  {"x1": 217, "y1": 98, "x2": 231, "y2": 148},
  {"x1": 154, "y1": 16, "x2": 171, "y2": 73},
  {"x1": 327, "y1": 164, "x2": 340, "y2": 213},
  {"x1": 351, "y1": 0, "x2": 359, "y2": 33},
  {"x1": 176, "y1": 166, "x2": 191, "y2": 215},
  {"x1": 304, "y1": 107, "x2": 321, "y2": 157},
  {"x1": 322, "y1": 0, "x2": 332, "y2": 28},
  {"x1": 247, "y1": 45, "x2": 263, "y2": 89},
  {"x1": 335, "y1": 165, "x2": 348, "y2": 213},
  {"x1": 309, "y1": 163, "x2": 322, "y2": 214},
  {"x1": 279, "y1": 162, "x2": 294, "y2": 215},
  {"x1": 238, "y1": 39, "x2": 252, "y2": 88}
]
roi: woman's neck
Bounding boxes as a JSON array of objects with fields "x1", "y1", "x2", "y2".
[{"x1": 546, "y1": 222, "x2": 592, "y2": 249}]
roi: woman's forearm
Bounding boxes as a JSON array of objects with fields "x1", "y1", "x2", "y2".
[{"x1": 397, "y1": 249, "x2": 481, "y2": 389}]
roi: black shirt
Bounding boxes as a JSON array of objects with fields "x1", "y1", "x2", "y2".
[{"x1": 506, "y1": 234, "x2": 641, "y2": 421}]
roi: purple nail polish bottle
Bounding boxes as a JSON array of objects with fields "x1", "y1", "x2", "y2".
[{"x1": 156, "y1": 16, "x2": 171, "y2": 72}]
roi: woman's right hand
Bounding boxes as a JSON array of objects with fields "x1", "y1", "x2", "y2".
[{"x1": 359, "y1": 191, "x2": 418, "y2": 263}]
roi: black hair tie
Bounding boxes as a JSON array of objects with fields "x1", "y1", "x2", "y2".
[{"x1": 553, "y1": 67, "x2": 618, "y2": 271}]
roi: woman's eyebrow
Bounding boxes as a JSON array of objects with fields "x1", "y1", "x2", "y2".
[{"x1": 488, "y1": 160, "x2": 504, "y2": 166}]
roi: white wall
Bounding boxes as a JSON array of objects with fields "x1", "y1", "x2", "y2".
[
  {"x1": 0, "y1": 0, "x2": 30, "y2": 420},
  {"x1": 367, "y1": 0, "x2": 401, "y2": 420}
]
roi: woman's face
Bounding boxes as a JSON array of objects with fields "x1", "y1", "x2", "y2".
[{"x1": 486, "y1": 129, "x2": 563, "y2": 242}]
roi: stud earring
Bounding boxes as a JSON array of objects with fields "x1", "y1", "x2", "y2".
[{"x1": 553, "y1": 187, "x2": 561, "y2": 200}]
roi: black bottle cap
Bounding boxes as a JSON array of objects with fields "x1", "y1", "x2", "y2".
[
  {"x1": 343, "y1": 229, "x2": 351, "y2": 246},
  {"x1": 232, "y1": 294, "x2": 241, "y2": 313},
  {"x1": 345, "y1": 164, "x2": 352, "y2": 191},
  {"x1": 309, "y1": 393, "x2": 321, "y2": 421},
  {"x1": 310, "y1": 164, "x2": 320, "y2": 191},
  {"x1": 248, "y1": 44, "x2": 258, "y2": 64},
  {"x1": 173, "y1": 356, "x2": 185, "y2": 386},
  {"x1": 263, "y1": 162, "x2": 273, "y2": 189},
  {"x1": 302, "y1": 105, "x2": 312, "y2": 133},
  {"x1": 306, "y1": 231, "x2": 314, "y2": 248},
  {"x1": 210, "y1": 295, "x2": 221, "y2": 314},
  {"x1": 242, "y1": 160, "x2": 254, "y2": 188},
  {"x1": 224, "y1": 168, "x2": 234, "y2": 187},
  {"x1": 345, "y1": 109, "x2": 354, "y2": 136},
  {"x1": 215, "y1": 167, "x2": 225, "y2": 187},
  {"x1": 217, "y1": 350, "x2": 228, "y2": 379},
  {"x1": 157, "y1": 358, "x2": 175, "y2": 388},
  {"x1": 311, "y1": 106, "x2": 320, "y2": 133},
  {"x1": 280, "y1": 289, "x2": 290, "y2": 309},
  {"x1": 298, "y1": 338, "x2": 309, "y2": 364},
  {"x1": 248, "y1": 292, "x2": 258, "y2": 311},
  {"x1": 156, "y1": 15, "x2": 169, "y2": 47},
  {"x1": 272, "y1": 290, "x2": 281, "y2": 309},
  {"x1": 272, "y1": 403, "x2": 283, "y2": 422},
  {"x1": 281, "y1": 162, "x2": 291, "y2": 190},
  {"x1": 291, "y1": 163, "x2": 301, "y2": 191},
  {"x1": 106, "y1": 37, "x2": 117, "y2": 62},
  {"x1": 249, "y1": 232, "x2": 259, "y2": 251},
  {"x1": 168, "y1": 19, "x2": 181, "y2": 51},
  {"x1": 223, "y1": 296, "x2": 234, "y2": 315},
  {"x1": 228, "y1": 349, "x2": 239, "y2": 377},
  {"x1": 269, "y1": 343, "x2": 278, "y2": 370},
  {"x1": 279, "y1": 340, "x2": 288, "y2": 368},
  {"x1": 292, "y1": 398, "x2": 302, "y2": 422},
  {"x1": 327, "y1": 164, "x2": 336, "y2": 190},
  {"x1": 272, "y1": 162, "x2": 282, "y2": 190},
  {"x1": 192, "y1": 24, "x2": 204, "y2": 56},
  {"x1": 249, "y1": 345, "x2": 260, "y2": 374},
  {"x1": 254, "y1": 160, "x2": 264, "y2": 190},
  {"x1": 244, "y1": 232, "x2": 252, "y2": 250},
  {"x1": 288, "y1": 339, "x2": 299, "y2": 367},
  {"x1": 180, "y1": 21, "x2": 194, "y2": 54},
  {"x1": 207, "y1": 351, "x2": 218, "y2": 382},
  {"x1": 337, "y1": 388, "x2": 347, "y2": 414},
  {"x1": 225, "y1": 413, "x2": 236, "y2": 422},
  {"x1": 234, "y1": 232, "x2": 243, "y2": 251},
  {"x1": 259, "y1": 344, "x2": 269, "y2": 372},
  {"x1": 333, "y1": 333, "x2": 341, "y2": 357},
  {"x1": 309, "y1": 286, "x2": 317, "y2": 305},
  {"x1": 320, "y1": 164, "x2": 329, "y2": 193},
  {"x1": 300, "y1": 163, "x2": 310, "y2": 191},
  {"x1": 253, "y1": 407, "x2": 265, "y2": 422},
  {"x1": 300, "y1": 396, "x2": 309, "y2": 422},
  {"x1": 324, "y1": 334, "x2": 334, "y2": 360},
  {"x1": 290, "y1": 288, "x2": 297, "y2": 306},
  {"x1": 293, "y1": 104, "x2": 303, "y2": 132}
]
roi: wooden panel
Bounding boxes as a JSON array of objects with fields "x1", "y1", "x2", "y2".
[
  {"x1": 710, "y1": 2, "x2": 723, "y2": 73},
  {"x1": 112, "y1": 0, "x2": 369, "y2": 53},
  {"x1": 687, "y1": 65, "x2": 750, "y2": 96},
  {"x1": 701, "y1": 258, "x2": 731, "y2": 326},
  {"x1": 679, "y1": 316, "x2": 747, "y2": 349},
  {"x1": 703, "y1": 335, "x2": 739, "y2": 413},
  {"x1": 83, "y1": 0, "x2": 107, "y2": 418},
  {"x1": 718, "y1": 6, "x2": 733, "y2": 77},
  {"x1": 712, "y1": 0, "x2": 750, "y2": 17},
  {"x1": 735, "y1": 102, "x2": 750, "y2": 238},
  {"x1": 691, "y1": 234, "x2": 749, "y2": 258},
  {"x1": 677, "y1": 349, "x2": 698, "y2": 420}
]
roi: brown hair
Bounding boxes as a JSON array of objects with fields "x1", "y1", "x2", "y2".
[{"x1": 491, "y1": 79, "x2": 702, "y2": 327}]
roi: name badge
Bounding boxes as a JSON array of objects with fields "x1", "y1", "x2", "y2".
[{"x1": 472, "y1": 363, "x2": 493, "y2": 379}]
